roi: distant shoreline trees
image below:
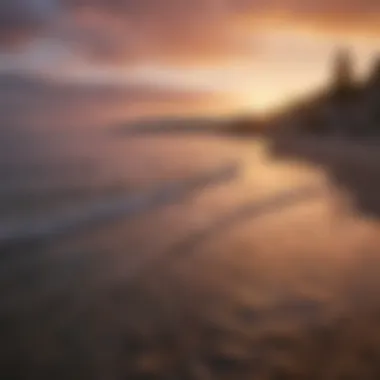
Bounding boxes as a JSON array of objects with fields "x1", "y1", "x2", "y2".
[{"x1": 265, "y1": 48, "x2": 380, "y2": 139}]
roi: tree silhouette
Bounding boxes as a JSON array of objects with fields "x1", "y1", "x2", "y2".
[
  {"x1": 366, "y1": 55, "x2": 380, "y2": 130},
  {"x1": 368, "y1": 55, "x2": 380, "y2": 87},
  {"x1": 331, "y1": 48, "x2": 357, "y2": 102}
]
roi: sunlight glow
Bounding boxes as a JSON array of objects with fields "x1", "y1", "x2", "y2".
[{"x1": 26, "y1": 23, "x2": 380, "y2": 117}]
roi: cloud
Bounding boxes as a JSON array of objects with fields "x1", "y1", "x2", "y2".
[
  {"x1": 58, "y1": 0, "x2": 238, "y2": 65},
  {"x1": 236, "y1": 0, "x2": 380, "y2": 37},
  {"x1": 0, "y1": 0, "x2": 379, "y2": 64},
  {"x1": 0, "y1": 0, "x2": 59, "y2": 47},
  {"x1": 0, "y1": 72, "x2": 228, "y2": 129}
]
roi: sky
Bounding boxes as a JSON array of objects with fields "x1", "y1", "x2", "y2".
[{"x1": 0, "y1": 0, "x2": 379, "y2": 119}]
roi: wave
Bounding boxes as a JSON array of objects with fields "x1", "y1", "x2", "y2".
[{"x1": 0, "y1": 163, "x2": 239, "y2": 246}]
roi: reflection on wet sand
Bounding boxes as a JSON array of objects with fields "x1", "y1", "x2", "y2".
[{"x1": 1, "y1": 135, "x2": 380, "y2": 379}]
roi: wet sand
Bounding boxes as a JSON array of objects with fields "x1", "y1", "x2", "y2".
[{"x1": 2, "y1": 136, "x2": 380, "y2": 379}]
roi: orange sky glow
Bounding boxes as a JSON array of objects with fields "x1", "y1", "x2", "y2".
[
  {"x1": 1, "y1": 1, "x2": 379, "y2": 119},
  {"x1": 56, "y1": 20, "x2": 379, "y2": 116}
]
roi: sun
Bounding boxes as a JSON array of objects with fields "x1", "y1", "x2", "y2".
[{"x1": 238, "y1": 91, "x2": 289, "y2": 117}]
